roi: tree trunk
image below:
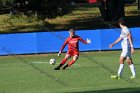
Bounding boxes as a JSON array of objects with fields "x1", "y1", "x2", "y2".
[
  {"x1": 113, "y1": 0, "x2": 125, "y2": 21},
  {"x1": 99, "y1": 0, "x2": 108, "y2": 20},
  {"x1": 138, "y1": 0, "x2": 140, "y2": 10},
  {"x1": 98, "y1": 0, "x2": 125, "y2": 21}
]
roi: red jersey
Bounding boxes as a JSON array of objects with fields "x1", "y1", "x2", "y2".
[{"x1": 60, "y1": 35, "x2": 87, "y2": 52}]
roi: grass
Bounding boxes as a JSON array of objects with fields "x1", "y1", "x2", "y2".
[
  {"x1": 0, "y1": 14, "x2": 45, "y2": 33},
  {"x1": 0, "y1": 3, "x2": 140, "y2": 33},
  {"x1": 48, "y1": 3, "x2": 140, "y2": 30},
  {"x1": 0, "y1": 50, "x2": 140, "y2": 93}
]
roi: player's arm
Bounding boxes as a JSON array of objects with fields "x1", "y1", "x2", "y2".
[
  {"x1": 109, "y1": 37, "x2": 122, "y2": 48},
  {"x1": 58, "y1": 39, "x2": 68, "y2": 56},
  {"x1": 127, "y1": 32, "x2": 134, "y2": 54},
  {"x1": 79, "y1": 37, "x2": 91, "y2": 44}
]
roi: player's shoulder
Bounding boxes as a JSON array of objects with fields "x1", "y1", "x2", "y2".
[
  {"x1": 123, "y1": 26, "x2": 130, "y2": 32},
  {"x1": 66, "y1": 36, "x2": 71, "y2": 40}
]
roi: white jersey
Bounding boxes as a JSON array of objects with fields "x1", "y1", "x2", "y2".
[{"x1": 120, "y1": 27, "x2": 130, "y2": 49}]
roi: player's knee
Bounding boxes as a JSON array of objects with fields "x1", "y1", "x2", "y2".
[
  {"x1": 119, "y1": 56, "x2": 126, "y2": 64},
  {"x1": 119, "y1": 59, "x2": 124, "y2": 64},
  {"x1": 73, "y1": 58, "x2": 77, "y2": 61},
  {"x1": 119, "y1": 62, "x2": 124, "y2": 64},
  {"x1": 65, "y1": 57, "x2": 68, "y2": 60},
  {"x1": 73, "y1": 55, "x2": 78, "y2": 61},
  {"x1": 127, "y1": 58, "x2": 133, "y2": 65},
  {"x1": 127, "y1": 61, "x2": 131, "y2": 65},
  {"x1": 65, "y1": 55, "x2": 70, "y2": 59},
  {"x1": 127, "y1": 60, "x2": 133, "y2": 65}
]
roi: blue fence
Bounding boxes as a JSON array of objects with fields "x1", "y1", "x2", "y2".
[{"x1": 0, "y1": 27, "x2": 140, "y2": 55}]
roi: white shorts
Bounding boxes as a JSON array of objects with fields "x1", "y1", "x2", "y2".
[{"x1": 121, "y1": 48, "x2": 131, "y2": 58}]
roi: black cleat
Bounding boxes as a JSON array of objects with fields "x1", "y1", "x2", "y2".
[
  {"x1": 54, "y1": 66, "x2": 60, "y2": 70},
  {"x1": 62, "y1": 67, "x2": 66, "y2": 70},
  {"x1": 62, "y1": 64, "x2": 68, "y2": 70}
]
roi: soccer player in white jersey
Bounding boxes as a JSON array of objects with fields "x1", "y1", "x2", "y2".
[{"x1": 109, "y1": 18, "x2": 136, "y2": 79}]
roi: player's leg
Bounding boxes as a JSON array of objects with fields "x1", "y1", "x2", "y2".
[
  {"x1": 62, "y1": 55, "x2": 78, "y2": 70},
  {"x1": 60, "y1": 54, "x2": 70, "y2": 66},
  {"x1": 117, "y1": 49, "x2": 130, "y2": 79},
  {"x1": 117, "y1": 56, "x2": 126, "y2": 78},
  {"x1": 111, "y1": 56, "x2": 126, "y2": 79},
  {"x1": 68, "y1": 55, "x2": 78, "y2": 66},
  {"x1": 112, "y1": 50, "x2": 127, "y2": 79},
  {"x1": 117, "y1": 49, "x2": 131, "y2": 77},
  {"x1": 54, "y1": 54, "x2": 70, "y2": 70},
  {"x1": 127, "y1": 57, "x2": 136, "y2": 78}
]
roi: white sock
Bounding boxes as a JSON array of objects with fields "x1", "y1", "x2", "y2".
[
  {"x1": 118, "y1": 64, "x2": 124, "y2": 76},
  {"x1": 129, "y1": 64, "x2": 136, "y2": 77}
]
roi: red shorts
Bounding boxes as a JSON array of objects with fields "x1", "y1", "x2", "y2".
[{"x1": 66, "y1": 49, "x2": 79, "y2": 57}]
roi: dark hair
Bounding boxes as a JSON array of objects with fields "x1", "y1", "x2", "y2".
[{"x1": 118, "y1": 18, "x2": 126, "y2": 26}]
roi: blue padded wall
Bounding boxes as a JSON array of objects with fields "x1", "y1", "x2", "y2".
[
  {"x1": 0, "y1": 27, "x2": 140, "y2": 55},
  {"x1": 0, "y1": 33, "x2": 37, "y2": 55}
]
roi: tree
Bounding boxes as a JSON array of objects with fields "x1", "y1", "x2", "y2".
[
  {"x1": 39, "y1": 0, "x2": 69, "y2": 18},
  {"x1": 0, "y1": 0, "x2": 70, "y2": 18},
  {"x1": 98, "y1": 0, "x2": 125, "y2": 21},
  {"x1": 24, "y1": 0, "x2": 70, "y2": 18}
]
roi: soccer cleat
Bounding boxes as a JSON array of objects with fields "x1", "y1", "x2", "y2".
[
  {"x1": 62, "y1": 67, "x2": 66, "y2": 70},
  {"x1": 117, "y1": 75, "x2": 121, "y2": 80},
  {"x1": 130, "y1": 76, "x2": 135, "y2": 79},
  {"x1": 62, "y1": 64, "x2": 68, "y2": 70},
  {"x1": 54, "y1": 66, "x2": 60, "y2": 70},
  {"x1": 111, "y1": 75, "x2": 121, "y2": 79}
]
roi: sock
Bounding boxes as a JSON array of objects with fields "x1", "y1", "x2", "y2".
[
  {"x1": 118, "y1": 64, "x2": 124, "y2": 76},
  {"x1": 60, "y1": 58, "x2": 68, "y2": 66},
  {"x1": 129, "y1": 64, "x2": 136, "y2": 77},
  {"x1": 68, "y1": 60, "x2": 75, "y2": 67}
]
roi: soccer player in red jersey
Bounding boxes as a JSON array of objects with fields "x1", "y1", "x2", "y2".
[{"x1": 54, "y1": 28, "x2": 91, "y2": 70}]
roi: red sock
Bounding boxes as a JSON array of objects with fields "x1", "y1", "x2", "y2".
[
  {"x1": 68, "y1": 60, "x2": 75, "y2": 67},
  {"x1": 60, "y1": 58, "x2": 68, "y2": 65}
]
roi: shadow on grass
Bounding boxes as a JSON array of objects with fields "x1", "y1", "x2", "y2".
[
  {"x1": 66, "y1": 87, "x2": 140, "y2": 93},
  {"x1": 53, "y1": 4, "x2": 140, "y2": 31},
  {"x1": 127, "y1": 16, "x2": 140, "y2": 28},
  {"x1": 1, "y1": 15, "x2": 140, "y2": 33},
  {"x1": 53, "y1": 17, "x2": 110, "y2": 31},
  {"x1": 0, "y1": 25, "x2": 44, "y2": 34},
  {"x1": 53, "y1": 15, "x2": 140, "y2": 31},
  {"x1": 1, "y1": 4, "x2": 139, "y2": 32}
]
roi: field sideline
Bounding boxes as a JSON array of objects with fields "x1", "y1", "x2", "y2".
[{"x1": 0, "y1": 50, "x2": 140, "y2": 93}]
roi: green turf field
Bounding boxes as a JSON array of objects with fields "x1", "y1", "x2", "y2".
[{"x1": 0, "y1": 50, "x2": 140, "y2": 93}]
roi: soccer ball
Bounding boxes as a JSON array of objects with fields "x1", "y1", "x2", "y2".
[{"x1": 49, "y1": 59, "x2": 56, "y2": 65}]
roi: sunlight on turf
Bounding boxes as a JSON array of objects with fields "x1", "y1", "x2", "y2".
[{"x1": 0, "y1": 50, "x2": 140, "y2": 93}]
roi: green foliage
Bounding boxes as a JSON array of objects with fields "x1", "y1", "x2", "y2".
[
  {"x1": 0, "y1": 0, "x2": 14, "y2": 8},
  {"x1": 0, "y1": 14, "x2": 46, "y2": 33},
  {"x1": 0, "y1": 0, "x2": 14, "y2": 2},
  {"x1": 0, "y1": 0, "x2": 70, "y2": 18},
  {"x1": 34, "y1": 0, "x2": 70, "y2": 18}
]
